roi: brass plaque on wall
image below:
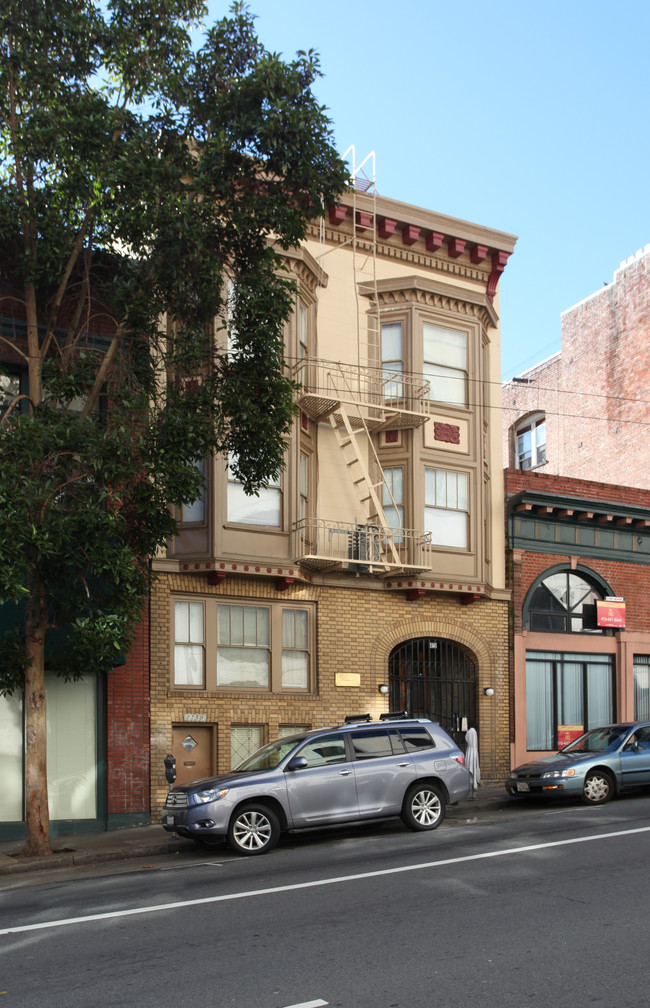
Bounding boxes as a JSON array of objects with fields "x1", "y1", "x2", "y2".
[{"x1": 335, "y1": 672, "x2": 361, "y2": 687}]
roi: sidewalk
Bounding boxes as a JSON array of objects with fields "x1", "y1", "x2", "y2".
[{"x1": 0, "y1": 785, "x2": 512, "y2": 876}]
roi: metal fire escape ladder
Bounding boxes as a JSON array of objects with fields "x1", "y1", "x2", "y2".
[{"x1": 326, "y1": 361, "x2": 402, "y2": 568}]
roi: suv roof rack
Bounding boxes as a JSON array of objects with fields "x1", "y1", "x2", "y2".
[
  {"x1": 344, "y1": 713, "x2": 373, "y2": 724},
  {"x1": 379, "y1": 710, "x2": 409, "y2": 721}
]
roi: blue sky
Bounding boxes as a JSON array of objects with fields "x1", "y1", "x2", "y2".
[{"x1": 207, "y1": 0, "x2": 650, "y2": 380}]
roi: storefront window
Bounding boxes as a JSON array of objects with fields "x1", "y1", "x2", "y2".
[
  {"x1": 0, "y1": 674, "x2": 97, "y2": 823},
  {"x1": 526, "y1": 651, "x2": 614, "y2": 751},
  {"x1": 634, "y1": 655, "x2": 650, "y2": 721}
]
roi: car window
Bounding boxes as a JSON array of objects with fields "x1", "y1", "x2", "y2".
[
  {"x1": 399, "y1": 727, "x2": 435, "y2": 752},
  {"x1": 563, "y1": 727, "x2": 626, "y2": 753},
  {"x1": 350, "y1": 729, "x2": 394, "y2": 760},
  {"x1": 635, "y1": 727, "x2": 650, "y2": 746},
  {"x1": 298, "y1": 735, "x2": 347, "y2": 767}
]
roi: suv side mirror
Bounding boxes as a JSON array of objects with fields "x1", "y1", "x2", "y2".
[{"x1": 286, "y1": 756, "x2": 308, "y2": 772}]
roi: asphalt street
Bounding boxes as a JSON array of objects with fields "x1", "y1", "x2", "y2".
[{"x1": 2, "y1": 791, "x2": 650, "y2": 1007}]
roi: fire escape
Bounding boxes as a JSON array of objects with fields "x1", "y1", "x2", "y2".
[{"x1": 292, "y1": 357, "x2": 433, "y2": 575}]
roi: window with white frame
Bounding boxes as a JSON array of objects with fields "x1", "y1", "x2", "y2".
[
  {"x1": 227, "y1": 455, "x2": 281, "y2": 527},
  {"x1": 299, "y1": 452, "x2": 309, "y2": 523},
  {"x1": 381, "y1": 321, "x2": 403, "y2": 397},
  {"x1": 382, "y1": 466, "x2": 404, "y2": 534},
  {"x1": 423, "y1": 324, "x2": 467, "y2": 406},
  {"x1": 172, "y1": 597, "x2": 314, "y2": 692},
  {"x1": 298, "y1": 301, "x2": 308, "y2": 360},
  {"x1": 515, "y1": 415, "x2": 546, "y2": 469},
  {"x1": 174, "y1": 601, "x2": 205, "y2": 686},
  {"x1": 424, "y1": 469, "x2": 469, "y2": 548}
]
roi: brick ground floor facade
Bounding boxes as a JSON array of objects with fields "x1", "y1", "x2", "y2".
[
  {"x1": 506, "y1": 469, "x2": 650, "y2": 770},
  {"x1": 149, "y1": 570, "x2": 510, "y2": 816}
]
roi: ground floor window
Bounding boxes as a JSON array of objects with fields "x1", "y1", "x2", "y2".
[
  {"x1": 526, "y1": 651, "x2": 614, "y2": 751},
  {"x1": 172, "y1": 596, "x2": 315, "y2": 693},
  {"x1": 0, "y1": 674, "x2": 98, "y2": 823},
  {"x1": 231, "y1": 725, "x2": 263, "y2": 769},
  {"x1": 634, "y1": 655, "x2": 650, "y2": 721}
]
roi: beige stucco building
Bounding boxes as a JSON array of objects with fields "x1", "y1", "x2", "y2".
[{"x1": 150, "y1": 187, "x2": 517, "y2": 813}]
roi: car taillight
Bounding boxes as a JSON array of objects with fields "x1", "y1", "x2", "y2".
[{"x1": 453, "y1": 753, "x2": 465, "y2": 766}]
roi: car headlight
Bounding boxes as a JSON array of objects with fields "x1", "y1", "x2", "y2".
[
  {"x1": 191, "y1": 787, "x2": 230, "y2": 806},
  {"x1": 542, "y1": 769, "x2": 576, "y2": 779}
]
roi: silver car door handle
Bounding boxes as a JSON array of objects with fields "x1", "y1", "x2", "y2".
[
  {"x1": 339, "y1": 769, "x2": 353, "y2": 776},
  {"x1": 396, "y1": 762, "x2": 410, "y2": 767}
]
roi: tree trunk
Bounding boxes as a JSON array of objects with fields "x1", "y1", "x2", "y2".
[{"x1": 22, "y1": 584, "x2": 51, "y2": 857}]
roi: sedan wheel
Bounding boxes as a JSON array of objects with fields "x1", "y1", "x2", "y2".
[
  {"x1": 401, "y1": 784, "x2": 446, "y2": 831},
  {"x1": 228, "y1": 803, "x2": 280, "y2": 856},
  {"x1": 582, "y1": 770, "x2": 614, "y2": 805}
]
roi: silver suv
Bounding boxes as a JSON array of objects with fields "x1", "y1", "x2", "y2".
[{"x1": 162, "y1": 714, "x2": 471, "y2": 855}]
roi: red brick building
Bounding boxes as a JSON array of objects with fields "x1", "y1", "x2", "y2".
[
  {"x1": 506, "y1": 468, "x2": 650, "y2": 769},
  {"x1": 502, "y1": 245, "x2": 650, "y2": 487}
]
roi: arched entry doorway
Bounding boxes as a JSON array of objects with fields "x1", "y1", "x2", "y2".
[{"x1": 389, "y1": 637, "x2": 477, "y2": 745}]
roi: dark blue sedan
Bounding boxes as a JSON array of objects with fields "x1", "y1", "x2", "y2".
[{"x1": 506, "y1": 722, "x2": 650, "y2": 804}]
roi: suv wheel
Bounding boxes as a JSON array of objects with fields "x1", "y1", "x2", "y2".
[
  {"x1": 228, "y1": 803, "x2": 280, "y2": 856},
  {"x1": 401, "y1": 783, "x2": 445, "y2": 831}
]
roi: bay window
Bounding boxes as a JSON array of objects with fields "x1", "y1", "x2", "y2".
[
  {"x1": 424, "y1": 468, "x2": 468, "y2": 548},
  {"x1": 423, "y1": 324, "x2": 467, "y2": 406},
  {"x1": 227, "y1": 455, "x2": 281, "y2": 527}
]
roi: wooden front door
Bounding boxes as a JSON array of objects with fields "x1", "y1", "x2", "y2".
[{"x1": 172, "y1": 725, "x2": 214, "y2": 785}]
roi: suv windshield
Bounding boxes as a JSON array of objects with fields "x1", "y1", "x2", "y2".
[
  {"x1": 561, "y1": 726, "x2": 627, "y2": 754},
  {"x1": 235, "y1": 736, "x2": 304, "y2": 772}
]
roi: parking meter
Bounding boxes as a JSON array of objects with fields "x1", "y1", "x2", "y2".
[{"x1": 164, "y1": 753, "x2": 176, "y2": 785}]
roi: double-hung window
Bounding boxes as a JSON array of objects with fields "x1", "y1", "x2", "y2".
[
  {"x1": 423, "y1": 324, "x2": 467, "y2": 406},
  {"x1": 381, "y1": 322, "x2": 403, "y2": 398},
  {"x1": 424, "y1": 469, "x2": 469, "y2": 548},
  {"x1": 382, "y1": 467, "x2": 404, "y2": 537},
  {"x1": 174, "y1": 601, "x2": 205, "y2": 686},
  {"x1": 227, "y1": 455, "x2": 282, "y2": 527},
  {"x1": 281, "y1": 609, "x2": 309, "y2": 689},
  {"x1": 516, "y1": 415, "x2": 546, "y2": 469},
  {"x1": 217, "y1": 604, "x2": 270, "y2": 688}
]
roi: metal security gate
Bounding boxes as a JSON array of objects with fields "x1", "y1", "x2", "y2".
[{"x1": 388, "y1": 637, "x2": 477, "y2": 746}]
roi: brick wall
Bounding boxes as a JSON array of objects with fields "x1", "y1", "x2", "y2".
[
  {"x1": 506, "y1": 467, "x2": 650, "y2": 627},
  {"x1": 503, "y1": 246, "x2": 650, "y2": 488},
  {"x1": 106, "y1": 598, "x2": 150, "y2": 819},
  {"x1": 149, "y1": 571, "x2": 511, "y2": 808}
]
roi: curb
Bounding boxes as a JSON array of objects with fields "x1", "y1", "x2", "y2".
[{"x1": 0, "y1": 839, "x2": 191, "y2": 876}]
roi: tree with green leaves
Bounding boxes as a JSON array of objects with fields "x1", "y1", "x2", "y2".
[{"x1": 0, "y1": 0, "x2": 348, "y2": 855}]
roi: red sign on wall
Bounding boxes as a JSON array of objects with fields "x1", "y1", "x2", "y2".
[{"x1": 596, "y1": 599, "x2": 626, "y2": 628}]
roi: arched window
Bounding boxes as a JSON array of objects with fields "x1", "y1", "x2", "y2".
[
  {"x1": 525, "y1": 569, "x2": 607, "y2": 634},
  {"x1": 514, "y1": 413, "x2": 546, "y2": 470}
]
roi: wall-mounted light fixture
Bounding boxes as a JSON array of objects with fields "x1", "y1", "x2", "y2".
[
  {"x1": 378, "y1": 683, "x2": 389, "y2": 694},
  {"x1": 484, "y1": 687, "x2": 495, "y2": 697}
]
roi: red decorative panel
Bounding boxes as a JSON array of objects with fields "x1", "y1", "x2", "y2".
[{"x1": 434, "y1": 421, "x2": 461, "y2": 444}]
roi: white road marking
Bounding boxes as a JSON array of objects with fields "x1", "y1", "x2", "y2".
[
  {"x1": 281, "y1": 1001, "x2": 328, "y2": 1008},
  {"x1": 1, "y1": 824, "x2": 649, "y2": 936}
]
